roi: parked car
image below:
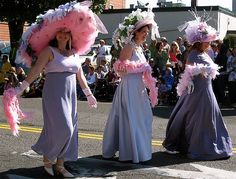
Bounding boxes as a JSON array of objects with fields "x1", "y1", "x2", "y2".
[{"x1": 80, "y1": 44, "x2": 112, "y2": 66}]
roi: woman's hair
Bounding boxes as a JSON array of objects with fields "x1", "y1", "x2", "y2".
[
  {"x1": 156, "y1": 41, "x2": 163, "y2": 51},
  {"x1": 170, "y1": 41, "x2": 180, "y2": 52},
  {"x1": 191, "y1": 42, "x2": 204, "y2": 52}
]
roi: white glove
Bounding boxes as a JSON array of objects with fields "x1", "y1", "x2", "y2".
[
  {"x1": 187, "y1": 80, "x2": 194, "y2": 94},
  {"x1": 15, "y1": 80, "x2": 29, "y2": 95},
  {"x1": 87, "y1": 95, "x2": 97, "y2": 108},
  {"x1": 82, "y1": 88, "x2": 97, "y2": 108}
]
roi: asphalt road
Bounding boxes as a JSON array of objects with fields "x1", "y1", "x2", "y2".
[{"x1": 0, "y1": 96, "x2": 235, "y2": 179}]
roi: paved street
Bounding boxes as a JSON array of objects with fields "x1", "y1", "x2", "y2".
[{"x1": 0, "y1": 96, "x2": 236, "y2": 179}]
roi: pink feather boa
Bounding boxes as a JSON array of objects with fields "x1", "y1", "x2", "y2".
[
  {"x1": 113, "y1": 60, "x2": 158, "y2": 107},
  {"x1": 3, "y1": 88, "x2": 28, "y2": 136},
  {"x1": 177, "y1": 63, "x2": 220, "y2": 96}
]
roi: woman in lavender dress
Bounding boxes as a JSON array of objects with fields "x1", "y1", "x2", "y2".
[
  {"x1": 13, "y1": 2, "x2": 107, "y2": 177},
  {"x1": 162, "y1": 14, "x2": 233, "y2": 160},
  {"x1": 102, "y1": 9, "x2": 159, "y2": 163}
]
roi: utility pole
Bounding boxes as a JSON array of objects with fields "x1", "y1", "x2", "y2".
[{"x1": 191, "y1": 0, "x2": 198, "y2": 8}]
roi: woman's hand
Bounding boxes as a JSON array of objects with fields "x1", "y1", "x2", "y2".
[
  {"x1": 87, "y1": 94, "x2": 97, "y2": 108},
  {"x1": 14, "y1": 80, "x2": 29, "y2": 95},
  {"x1": 187, "y1": 80, "x2": 194, "y2": 94}
]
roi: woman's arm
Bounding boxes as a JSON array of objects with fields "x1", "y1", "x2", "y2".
[
  {"x1": 24, "y1": 47, "x2": 52, "y2": 84},
  {"x1": 119, "y1": 44, "x2": 133, "y2": 61},
  {"x1": 77, "y1": 68, "x2": 89, "y2": 90},
  {"x1": 77, "y1": 68, "x2": 97, "y2": 108}
]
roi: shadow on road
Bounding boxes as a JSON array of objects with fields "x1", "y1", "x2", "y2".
[
  {"x1": 0, "y1": 152, "x2": 195, "y2": 179},
  {"x1": 152, "y1": 105, "x2": 236, "y2": 119}
]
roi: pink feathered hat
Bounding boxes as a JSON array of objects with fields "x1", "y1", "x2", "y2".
[
  {"x1": 178, "y1": 10, "x2": 218, "y2": 45},
  {"x1": 15, "y1": 1, "x2": 108, "y2": 67}
]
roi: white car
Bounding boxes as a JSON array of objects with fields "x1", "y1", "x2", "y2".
[{"x1": 79, "y1": 44, "x2": 112, "y2": 66}]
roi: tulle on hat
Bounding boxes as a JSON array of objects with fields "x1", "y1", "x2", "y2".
[
  {"x1": 15, "y1": 1, "x2": 108, "y2": 67},
  {"x1": 112, "y1": 8, "x2": 159, "y2": 50},
  {"x1": 178, "y1": 10, "x2": 218, "y2": 45}
]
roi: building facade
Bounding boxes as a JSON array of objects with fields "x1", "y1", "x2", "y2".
[
  {"x1": 105, "y1": 0, "x2": 126, "y2": 9},
  {"x1": 97, "y1": 6, "x2": 236, "y2": 46}
]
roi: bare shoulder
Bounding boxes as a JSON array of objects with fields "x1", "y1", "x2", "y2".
[
  {"x1": 38, "y1": 46, "x2": 53, "y2": 61},
  {"x1": 119, "y1": 44, "x2": 133, "y2": 61}
]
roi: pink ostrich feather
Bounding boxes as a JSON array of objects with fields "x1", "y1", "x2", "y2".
[
  {"x1": 177, "y1": 63, "x2": 220, "y2": 96},
  {"x1": 3, "y1": 88, "x2": 28, "y2": 136},
  {"x1": 113, "y1": 60, "x2": 158, "y2": 107}
]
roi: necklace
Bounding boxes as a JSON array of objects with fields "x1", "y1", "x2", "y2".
[{"x1": 58, "y1": 48, "x2": 69, "y2": 56}]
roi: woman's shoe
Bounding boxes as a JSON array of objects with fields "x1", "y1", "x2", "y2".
[
  {"x1": 55, "y1": 165, "x2": 74, "y2": 178},
  {"x1": 165, "y1": 149, "x2": 179, "y2": 154},
  {"x1": 44, "y1": 161, "x2": 54, "y2": 176}
]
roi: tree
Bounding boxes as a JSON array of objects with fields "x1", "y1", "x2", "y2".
[{"x1": 0, "y1": 0, "x2": 107, "y2": 65}]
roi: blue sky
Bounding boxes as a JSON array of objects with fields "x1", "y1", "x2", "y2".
[{"x1": 126, "y1": 0, "x2": 232, "y2": 10}]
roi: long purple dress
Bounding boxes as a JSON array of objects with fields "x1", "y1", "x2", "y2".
[
  {"x1": 102, "y1": 44, "x2": 153, "y2": 163},
  {"x1": 162, "y1": 50, "x2": 233, "y2": 160},
  {"x1": 32, "y1": 47, "x2": 81, "y2": 162}
]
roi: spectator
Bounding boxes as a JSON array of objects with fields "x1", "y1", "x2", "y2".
[
  {"x1": 163, "y1": 67, "x2": 174, "y2": 91},
  {"x1": 149, "y1": 39, "x2": 157, "y2": 59},
  {"x1": 155, "y1": 41, "x2": 169, "y2": 74},
  {"x1": 96, "y1": 65, "x2": 105, "y2": 79},
  {"x1": 149, "y1": 58, "x2": 161, "y2": 79},
  {"x1": 169, "y1": 41, "x2": 181, "y2": 66},
  {"x1": 1, "y1": 55, "x2": 11, "y2": 74},
  {"x1": 143, "y1": 42, "x2": 151, "y2": 61},
  {"x1": 157, "y1": 77, "x2": 168, "y2": 105},
  {"x1": 96, "y1": 39, "x2": 108, "y2": 66},
  {"x1": 227, "y1": 47, "x2": 236, "y2": 107},
  {"x1": 16, "y1": 67, "x2": 26, "y2": 82},
  {"x1": 176, "y1": 36, "x2": 186, "y2": 53},
  {"x1": 110, "y1": 39, "x2": 122, "y2": 60},
  {"x1": 82, "y1": 57, "x2": 91, "y2": 77},
  {"x1": 160, "y1": 37, "x2": 170, "y2": 52},
  {"x1": 100, "y1": 58, "x2": 109, "y2": 75},
  {"x1": 214, "y1": 44, "x2": 229, "y2": 105},
  {"x1": 86, "y1": 65, "x2": 97, "y2": 88}
]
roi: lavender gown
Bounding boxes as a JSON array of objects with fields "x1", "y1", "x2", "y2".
[
  {"x1": 163, "y1": 50, "x2": 233, "y2": 160},
  {"x1": 102, "y1": 44, "x2": 153, "y2": 163},
  {"x1": 32, "y1": 47, "x2": 81, "y2": 162}
]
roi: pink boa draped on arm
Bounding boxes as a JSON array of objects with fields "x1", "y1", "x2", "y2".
[
  {"x1": 3, "y1": 88, "x2": 28, "y2": 136},
  {"x1": 177, "y1": 63, "x2": 220, "y2": 96},
  {"x1": 113, "y1": 60, "x2": 158, "y2": 107}
]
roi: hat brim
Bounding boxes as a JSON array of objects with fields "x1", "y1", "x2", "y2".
[
  {"x1": 134, "y1": 18, "x2": 156, "y2": 32},
  {"x1": 29, "y1": 8, "x2": 98, "y2": 57}
]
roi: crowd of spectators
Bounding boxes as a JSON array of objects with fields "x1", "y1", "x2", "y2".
[{"x1": 1, "y1": 37, "x2": 236, "y2": 107}]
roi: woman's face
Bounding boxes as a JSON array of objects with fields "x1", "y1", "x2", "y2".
[
  {"x1": 56, "y1": 30, "x2": 71, "y2": 42},
  {"x1": 135, "y1": 26, "x2": 149, "y2": 43},
  {"x1": 201, "y1": 42, "x2": 210, "y2": 51}
]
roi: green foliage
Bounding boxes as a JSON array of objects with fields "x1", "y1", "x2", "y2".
[
  {"x1": 0, "y1": 0, "x2": 71, "y2": 23},
  {"x1": 91, "y1": 0, "x2": 107, "y2": 14}
]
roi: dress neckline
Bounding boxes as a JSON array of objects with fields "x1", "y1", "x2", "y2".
[{"x1": 51, "y1": 47, "x2": 74, "y2": 57}]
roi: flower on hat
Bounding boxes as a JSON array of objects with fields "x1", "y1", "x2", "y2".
[{"x1": 112, "y1": 8, "x2": 159, "y2": 50}]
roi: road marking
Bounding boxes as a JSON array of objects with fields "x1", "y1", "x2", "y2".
[{"x1": 0, "y1": 123, "x2": 235, "y2": 153}]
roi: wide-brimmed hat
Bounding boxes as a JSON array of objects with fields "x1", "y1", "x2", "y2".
[
  {"x1": 15, "y1": 1, "x2": 108, "y2": 67},
  {"x1": 112, "y1": 8, "x2": 159, "y2": 49},
  {"x1": 178, "y1": 10, "x2": 218, "y2": 45}
]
